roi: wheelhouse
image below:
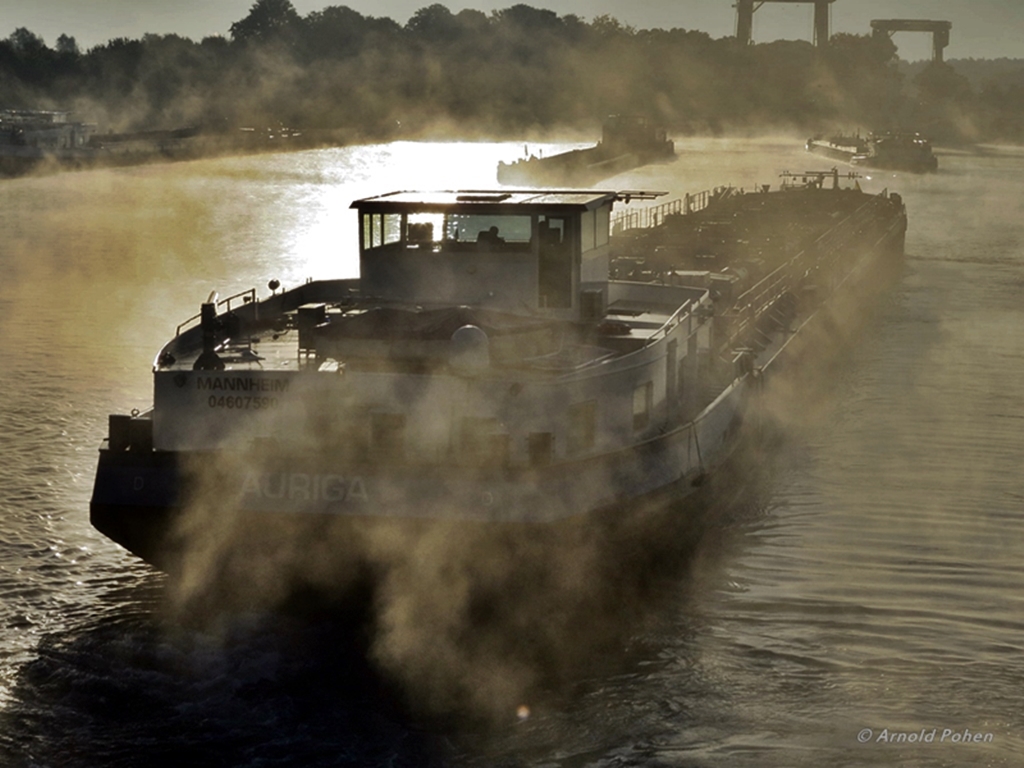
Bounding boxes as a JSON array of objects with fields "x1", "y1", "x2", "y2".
[{"x1": 351, "y1": 190, "x2": 616, "y2": 319}]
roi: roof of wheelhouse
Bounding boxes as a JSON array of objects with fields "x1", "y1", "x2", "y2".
[{"x1": 351, "y1": 190, "x2": 619, "y2": 214}]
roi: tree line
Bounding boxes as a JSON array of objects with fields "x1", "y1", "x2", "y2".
[{"x1": 1, "y1": 0, "x2": 1021, "y2": 144}]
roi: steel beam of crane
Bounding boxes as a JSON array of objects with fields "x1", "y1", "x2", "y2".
[
  {"x1": 736, "y1": 0, "x2": 839, "y2": 47},
  {"x1": 870, "y1": 19, "x2": 953, "y2": 62}
]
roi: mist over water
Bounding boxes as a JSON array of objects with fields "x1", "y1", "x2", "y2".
[{"x1": 0, "y1": 139, "x2": 1023, "y2": 766}]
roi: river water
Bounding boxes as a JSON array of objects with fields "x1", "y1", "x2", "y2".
[{"x1": 0, "y1": 138, "x2": 1022, "y2": 767}]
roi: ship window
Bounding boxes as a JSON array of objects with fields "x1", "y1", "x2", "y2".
[
  {"x1": 633, "y1": 382, "x2": 653, "y2": 430},
  {"x1": 383, "y1": 214, "x2": 402, "y2": 246},
  {"x1": 567, "y1": 401, "x2": 597, "y2": 454},
  {"x1": 445, "y1": 214, "x2": 532, "y2": 246},
  {"x1": 363, "y1": 213, "x2": 379, "y2": 249},
  {"x1": 371, "y1": 413, "x2": 406, "y2": 459},
  {"x1": 362, "y1": 213, "x2": 402, "y2": 251},
  {"x1": 406, "y1": 212, "x2": 443, "y2": 247}
]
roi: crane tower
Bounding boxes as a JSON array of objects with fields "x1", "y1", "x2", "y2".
[
  {"x1": 735, "y1": 0, "x2": 839, "y2": 47},
  {"x1": 870, "y1": 19, "x2": 953, "y2": 63}
]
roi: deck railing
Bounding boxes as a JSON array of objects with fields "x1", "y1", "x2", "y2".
[
  {"x1": 174, "y1": 287, "x2": 258, "y2": 337},
  {"x1": 721, "y1": 197, "x2": 882, "y2": 348},
  {"x1": 611, "y1": 186, "x2": 733, "y2": 234}
]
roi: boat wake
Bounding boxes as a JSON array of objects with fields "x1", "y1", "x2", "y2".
[{"x1": 162, "y1": 460, "x2": 749, "y2": 723}]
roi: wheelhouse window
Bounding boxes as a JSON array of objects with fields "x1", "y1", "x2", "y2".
[
  {"x1": 444, "y1": 214, "x2": 532, "y2": 247},
  {"x1": 361, "y1": 211, "x2": 533, "y2": 253},
  {"x1": 406, "y1": 212, "x2": 444, "y2": 247},
  {"x1": 363, "y1": 213, "x2": 402, "y2": 250}
]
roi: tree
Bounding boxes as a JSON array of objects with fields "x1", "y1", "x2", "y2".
[
  {"x1": 230, "y1": 0, "x2": 301, "y2": 43},
  {"x1": 407, "y1": 4, "x2": 460, "y2": 40},
  {"x1": 492, "y1": 4, "x2": 563, "y2": 35},
  {"x1": 7, "y1": 27, "x2": 46, "y2": 55},
  {"x1": 590, "y1": 15, "x2": 635, "y2": 39},
  {"x1": 302, "y1": 6, "x2": 371, "y2": 59},
  {"x1": 915, "y1": 61, "x2": 973, "y2": 103},
  {"x1": 55, "y1": 34, "x2": 79, "y2": 57}
]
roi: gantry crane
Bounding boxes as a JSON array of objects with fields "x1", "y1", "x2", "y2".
[
  {"x1": 735, "y1": 0, "x2": 839, "y2": 47},
  {"x1": 870, "y1": 19, "x2": 953, "y2": 63}
]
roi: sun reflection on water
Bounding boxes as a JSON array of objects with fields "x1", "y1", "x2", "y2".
[{"x1": 257, "y1": 141, "x2": 542, "y2": 282}]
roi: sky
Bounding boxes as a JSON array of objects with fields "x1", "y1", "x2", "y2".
[{"x1": 0, "y1": 0, "x2": 1021, "y2": 61}]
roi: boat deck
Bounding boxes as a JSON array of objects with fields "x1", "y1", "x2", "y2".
[{"x1": 161, "y1": 294, "x2": 688, "y2": 375}]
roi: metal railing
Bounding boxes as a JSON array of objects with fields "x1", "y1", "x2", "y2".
[
  {"x1": 611, "y1": 186, "x2": 733, "y2": 234},
  {"x1": 646, "y1": 299, "x2": 693, "y2": 346},
  {"x1": 720, "y1": 197, "x2": 882, "y2": 348},
  {"x1": 175, "y1": 287, "x2": 258, "y2": 337}
]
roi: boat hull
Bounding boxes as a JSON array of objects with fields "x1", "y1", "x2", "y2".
[
  {"x1": 497, "y1": 145, "x2": 674, "y2": 186},
  {"x1": 91, "y1": 379, "x2": 749, "y2": 568}
]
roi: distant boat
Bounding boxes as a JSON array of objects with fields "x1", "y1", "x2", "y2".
[
  {"x1": 0, "y1": 109, "x2": 96, "y2": 175},
  {"x1": 0, "y1": 107, "x2": 307, "y2": 177},
  {"x1": 498, "y1": 115, "x2": 675, "y2": 186},
  {"x1": 806, "y1": 131, "x2": 938, "y2": 173}
]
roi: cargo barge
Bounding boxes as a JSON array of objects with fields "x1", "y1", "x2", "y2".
[
  {"x1": 90, "y1": 171, "x2": 907, "y2": 574},
  {"x1": 497, "y1": 116, "x2": 674, "y2": 186},
  {"x1": 806, "y1": 131, "x2": 937, "y2": 173}
]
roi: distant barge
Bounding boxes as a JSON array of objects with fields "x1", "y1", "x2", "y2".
[
  {"x1": 806, "y1": 131, "x2": 938, "y2": 173},
  {"x1": 498, "y1": 116, "x2": 675, "y2": 186},
  {"x1": 0, "y1": 109, "x2": 306, "y2": 177}
]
